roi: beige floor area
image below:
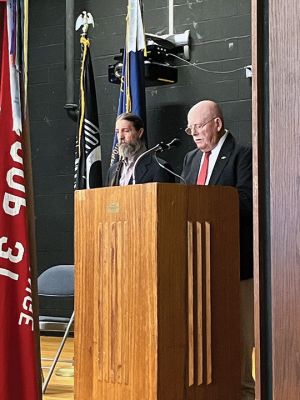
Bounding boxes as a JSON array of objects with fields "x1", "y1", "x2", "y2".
[{"x1": 41, "y1": 336, "x2": 74, "y2": 400}]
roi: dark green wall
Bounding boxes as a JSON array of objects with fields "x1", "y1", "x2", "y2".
[{"x1": 28, "y1": 0, "x2": 251, "y2": 312}]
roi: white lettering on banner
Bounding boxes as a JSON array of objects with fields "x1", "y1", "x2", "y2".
[
  {"x1": 19, "y1": 278, "x2": 34, "y2": 330},
  {"x1": 18, "y1": 312, "x2": 34, "y2": 330},
  {"x1": 3, "y1": 192, "x2": 26, "y2": 216},
  {"x1": 10, "y1": 141, "x2": 23, "y2": 164},
  {"x1": 6, "y1": 167, "x2": 25, "y2": 192},
  {"x1": 0, "y1": 267, "x2": 19, "y2": 280},
  {"x1": 22, "y1": 296, "x2": 33, "y2": 313},
  {"x1": 2, "y1": 138, "x2": 26, "y2": 216},
  {"x1": 0, "y1": 236, "x2": 24, "y2": 263}
]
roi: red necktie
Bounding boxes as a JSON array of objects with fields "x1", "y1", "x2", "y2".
[{"x1": 197, "y1": 151, "x2": 211, "y2": 185}]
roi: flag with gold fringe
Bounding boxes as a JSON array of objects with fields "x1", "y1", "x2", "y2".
[{"x1": 74, "y1": 35, "x2": 102, "y2": 190}]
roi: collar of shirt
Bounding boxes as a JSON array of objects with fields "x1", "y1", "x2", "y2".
[
  {"x1": 119, "y1": 144, "x2": 147, "y2": 186},
  {"x1": 200, "y1": 129, "x2": 229, "y2": 185}
]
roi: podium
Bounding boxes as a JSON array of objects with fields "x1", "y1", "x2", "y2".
[{"x1": 74, "y1": 183, "x2": 241, "y2": 400}]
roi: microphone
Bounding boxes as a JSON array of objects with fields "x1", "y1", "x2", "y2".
[
  {"x1": 154, "y1": 138, "x2": 186, "y2": 183},
  {"x1": 156, "y1": 138, "x2": 181, "y2": 152},
  {"x1": 132, "y1": 138, "x2": 181, "y2": 184}
]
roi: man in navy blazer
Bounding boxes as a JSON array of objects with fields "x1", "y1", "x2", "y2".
[
  {"x1": 106, "y1": 113, "x2": 174, "y2": 186},
  {"x1": 182, "y1": 100, "x2": 254, "y2": 400}
]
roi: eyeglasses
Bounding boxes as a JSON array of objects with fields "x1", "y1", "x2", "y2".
[{"x1": 185, "y1": 117, "x2": 217, "y2": 135}]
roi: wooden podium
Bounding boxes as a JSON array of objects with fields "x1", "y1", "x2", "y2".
[{"x1": 74, "y1": 183, "x2": 241, "y2": 400}]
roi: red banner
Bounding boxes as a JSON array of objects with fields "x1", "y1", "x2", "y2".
[{"x1": 0, "y1": 9, "x2": 39, "y2": 400}]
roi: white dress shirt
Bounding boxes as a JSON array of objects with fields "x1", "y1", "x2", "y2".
[
  {"x1": 198, "y1": 130, "x2": 229, "y2": 185},
  {"x1": 119, "y1": 144, "x2": 147, "y2": 186}
]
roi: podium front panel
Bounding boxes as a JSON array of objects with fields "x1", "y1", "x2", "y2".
[{"x1": 75, "y1": 183, "x2": 240, "y2": 400}]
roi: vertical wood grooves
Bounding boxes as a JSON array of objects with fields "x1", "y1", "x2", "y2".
[
  {"x1": 196, "y1": 222, "x2": 203, "y2": 385},
  {"x1": 122, "y1": 222, "x2": 130, "y2": 385},
  {"x1": 205, "y1": 222, "x2": 212, "y2": 384},
  {"x1": 116, "y1": 222, "x2": 122, "y2": 384},
  {"x1": 188, "y1": 220, "x2": 213, "y2": 387},
  {"x1": 187, "y1": 221, "x2": 194, "y2": 386},
  {"x1": 96, "y1": 222, "x2": 129, "y2": 385},
  {"x1": 97, "y1": 223, "x2": 104, "y2": 382},
  {"x1": 110, "y1": 222, "x2": 116, "y2": 383}
]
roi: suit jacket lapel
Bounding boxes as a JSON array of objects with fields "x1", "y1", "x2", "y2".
[
  {"x1": 190, "y1": 151, "x2": 202, "y2": 183},
  {"x1": 134, "y1": 154, "x2": 152, "y2": 183},
  {"x1": 209, "y1": 133, "x2": 234, "y2": 184},
  {"x1": 109, "y1": 162, "x2": 120, "y2": 186}
]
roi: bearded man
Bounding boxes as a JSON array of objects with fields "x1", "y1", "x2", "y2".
[{"x1": 106, "y1": 113, "x2": 174, "y2": 186}]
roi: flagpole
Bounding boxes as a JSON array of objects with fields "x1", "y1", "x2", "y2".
[
  {"x1": 21, "y1": 1, "x2": 42, "y2": 396},
  {"x1": 65, "y1": 0, "x2": 77, "y2": 121},
  {"x1": 22, "y1": 109, "x2": 42, "y2": 398},
  {"x1": 169, "y1": 0, "x2": 174, "y2": 35},
  {"x1": 139, "y1": 0, "x2": 144, "y2": 17}
]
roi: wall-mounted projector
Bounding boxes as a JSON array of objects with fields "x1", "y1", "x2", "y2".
[
  {"x1": 108, "y1": 31, "x2": 190, "y2": 87},
  {"x1": 108, "y1": 44, "x2": 178, "y2": 87},
  {"x1": 146, "y1": 30, "x2": 190, "y2": 60},
  {"x1": 108, "y1": 61, "x2": 178, "y2": 87}
]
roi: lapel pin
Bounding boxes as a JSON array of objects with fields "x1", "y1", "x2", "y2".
[{"x1": 221, "y1": 156, "x2": 227, "y2": 159}]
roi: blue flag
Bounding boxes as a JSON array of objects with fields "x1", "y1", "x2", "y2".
[{"x1": 110, "y1": 0, "x2": 146, "y2": 165}]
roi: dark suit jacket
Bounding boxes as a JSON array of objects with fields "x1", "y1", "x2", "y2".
[
  {"x1": 106, "y1": 153, "x2": 175, "y2": 186},
  {"x1": 182, "y1": 132, "x2": 253, "y2": 280}
]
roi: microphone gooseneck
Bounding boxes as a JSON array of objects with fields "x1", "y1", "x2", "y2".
[
  {"x1": 154, "y1": 153, "x2": 186, "y2": 184},
  {"x1": 132, "y1": 138, "x2": 184, "y2": 185},
  {"x1": 132, "y1": 144, "x2": 161, "y2": 185}
]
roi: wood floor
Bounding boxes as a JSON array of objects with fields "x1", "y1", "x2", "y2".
[
  {"x1": 40, "y1": 336, "x2": 256, "y2": 400},
  {"x1": 41, "y1": 336, "x2": 74, "y2": 400}
]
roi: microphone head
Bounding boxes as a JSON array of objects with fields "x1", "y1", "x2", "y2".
[
  {"x1": 155, "y1": 138, "x2": 181, "y2": 153},
  {"x1": 168, "y1": 138, "x2": 181, "y2": 148},
  {"x1": 157, "y1": 141, "x2": 169, "y2": 151}
]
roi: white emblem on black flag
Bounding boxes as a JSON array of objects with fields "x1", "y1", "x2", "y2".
[{"x1": 75, "y1": 36, "x2": 102, "y2": 189}]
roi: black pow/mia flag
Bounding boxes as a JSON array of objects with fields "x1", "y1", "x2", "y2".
[{"x1": 74, "y1": 36, "x2": 102, "y2": 190}]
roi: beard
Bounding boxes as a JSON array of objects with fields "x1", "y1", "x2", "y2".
[{"x1": 119, "y1": 139, "x2": 143, "y2": 159}]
